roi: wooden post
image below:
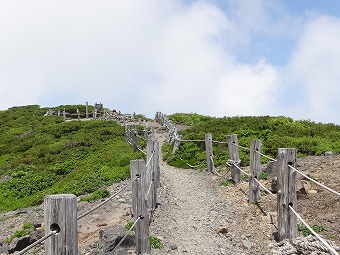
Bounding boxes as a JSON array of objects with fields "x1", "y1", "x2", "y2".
[
  {"x1": 58, "y1": 110, "x2": 60, "y2": 116},
  {"x1": 249, "y1": 140, "x2": 262, "y2": 203},
  {"x1": 125, "y1": 125, "x2": 131, "y2": 144},
  {"x1": 146, "y1": 136, "x2": 157, "y2": 211},
  {"x1": 154, "y1": 141, "x2": 160, "y2": 188},
  {"x1": 205, "y1": 133, "x2": 213, "y2": 173},
  {"x1": 228, "y1": 134, "x2": 240, "y2": 183},
  {"x1": 44, "y1": 194, "x2": 78, "y2": 255},
  {"x1": 132, "y1": 128, "x2": 138, "y2": 151},
  {"x1": 63, "y1": 108, "x2": 66, "y2": 121},
  {"x1": 277, "y1": 148, "x2": 297, "y2": 241},
  {"x1": 172, "y1": 134, "x2": 182, "y2": 154},
  {"x1": 131, "y1": 160, "x2": 151, "y2": 254},
  {"x1": 77, "y1": 109, "x2": 80, "y2": 121},
  {"x1": 85, "y1": 102, "x2": 89, "y2": 119}
]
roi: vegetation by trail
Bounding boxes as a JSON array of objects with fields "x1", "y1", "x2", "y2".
[
  {"x1": 0, "y1": 105, "x2": 144, "y2": 212},
  {"x1": 163, "y1": 113, "x2": 340, "y2": 168}
]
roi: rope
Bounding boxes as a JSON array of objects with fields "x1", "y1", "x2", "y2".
[
  {"x1": 145, "y1": 180, "x2": 154, "y2": 200},
  {"x1": 16, "y1": 231, "x2": 57, "y2": 255},
  {"x1": 146, "y1": 151, "x2": 155, "y2": 167},
  {"x1": 288, "y1": 165, "x2": 340, "y2": 197},
  {"x1": 137, "y1": 147, "x2": 147, "y2": 155},
  {"x1": 78, "y1": 184, "x2": 129, "y2": 220},
  {"x1": 255, "y1": 151, "x2": 277, "y2": 161},
  {"x1": 253, "y1": 178, "x2": 276, "y2": 198},
  {"x1": 210, "y1": 156, "x2": 230, "y2": 177},
  {"x1": 109, "y1": 216, "x2": 141, "y2": 255},
  {"x1": 137, "y1": 134, "x2": 147, "y2": 141},
  {"x1": 286, "y1": 205, "x2": 340, "y2": 255},
  {"x1": 229, "y1": 161, "x2": 250, "y2": 176},
  {"x1": 212, "y1": 140, "x2": 228, "y2": 144},
  {"x1": 179, "y1": 158, "x2": 206, "y2": 169},
  {"x1": 179, "y1": 139, "x2": 206, "y2": 142},
  {"x1": 232, "y1": 143, "x2": 251, "y2": 151}
]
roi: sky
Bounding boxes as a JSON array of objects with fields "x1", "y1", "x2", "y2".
[{"x1": 1, "y1": 0, "x2": 340, "y2": 124}]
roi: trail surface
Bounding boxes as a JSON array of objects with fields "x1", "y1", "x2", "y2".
[{"x1": 150, "y1": 130, "x2": 250, "y2": 255}]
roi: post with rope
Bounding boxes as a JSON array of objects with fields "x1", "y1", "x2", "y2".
[
  {"x1": 154, "y1": 140, "x2": 160, "y2": 188},
  {"x1": 125, "y1": 124, "x2": 131, "y2": 144},
  {"x1": 86, "y1": 102, "x2": 89, "y2": 119},
  {"x1": 249, "y1": 140, "x2": 262, "y2": 203},
  {"x1": 131, "y1": 160, "x2": 151, "y2": 254},
  {"x1": 172, "y1": 134, "x2": 182, "y2": 154},
  {"x1": 277, "y1": 148, "x2": 298, "y2": 241},
  {"x1": 77, "y1": 109, "x2": 80, "y2": 121},
  {"x1": 146, "y1": 134, "x2": 157, "y2": 211},
  {"x1": 132, "y1": 128, "x2": 139, "y2": 152},
  {"x1": 63, "y1": 108, "x2": 66, "y2": 121},
  {"x1": 228, "y1": 134, "x2": 240, "y2": 183},
  {"x1": 205, "y1": 133, "x2": 214, "y2": 173},
  {"x1": 44, "y1": 194, "x2": 78, "y2": 254}
]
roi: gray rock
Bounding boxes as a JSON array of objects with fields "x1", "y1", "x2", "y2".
[
  {"x1": 325, "y1": 151, "x2": 334, "y2": 156},
  {"x1": 266, "y1": 161, "x2": 278, "y2": 176},
  {"x1": 170, "y1": 244, "x2": 178, "y2": 250},
  {"x1": 99, "y1": 224, "x2": 134, "y2": 252},
  {"x1": 8, "y1": 235, "x2": 37, "y2": 253},
  {"x1": 242, "y1": 240, "x2": 253, "y2": 249}
]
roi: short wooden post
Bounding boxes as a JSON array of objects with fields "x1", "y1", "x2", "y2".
[
  {"x1": 63, "y1": 108, "x2": 66, "y2": 120},
  {"x1": 125, "y1": 125, "x2": 131, "y2": 144},
  {"x1": 205, "y1": 133, "x2": 214, "y2": 173},
  {"x1": 85, "y1": 102, "x2": 89, "y2": 119},
  {"x1": 277, "y1": 148, "x2": 297, "y2": 241},
  {"x1": 77, "y1": 109, "x2": 80, "y2": 121},
  {"x1": 132, "y1": 128, "x2": 138, "y2": 151},
  {"x1": 228, "y1": 134, "x2": 240, "y2": 183},
  {"x1": 44, "y1": 194, "x2": 78, "y2": 255},
  {"x1": 131, "y1": 160, "x2": 151, "y2": 254},
  {"x1": 172, "y1": 134, "x2": 182, "y2": 154},
  {"x1": 249, "y1": 140, "x2": 262, "y2": 203},
  {"x1": 57, "y1": 110, "x2": 60, "y2": 116}
]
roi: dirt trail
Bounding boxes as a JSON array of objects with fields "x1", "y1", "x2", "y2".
[{"x1": 150, "y1": 131, "x2": 251, "y2": 254}]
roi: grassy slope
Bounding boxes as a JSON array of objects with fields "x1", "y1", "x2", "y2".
[
  {"x1": 163, "y1": 113, "x2": 340, "y2": 168},
  {"x1": 0, "y1": 105, "x2": 144, "y2": 212}
]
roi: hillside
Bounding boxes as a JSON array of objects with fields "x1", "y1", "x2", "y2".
[{"x1": 0, "y1": 105, "x2": 145, "y2": 212}]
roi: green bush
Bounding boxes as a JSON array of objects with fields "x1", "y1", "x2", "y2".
[
  {"x1": 5, "y1": 222, "x2": 35, "y2": 243},
  {"x1": 80, "y1": 189, "x2": 110, "y2": 202},
  {"x1": 150, "y1": 235, "x2": 163, "y2": 249}
]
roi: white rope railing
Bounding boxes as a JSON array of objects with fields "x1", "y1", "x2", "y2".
[
  {"x1": 16, "y1": 231, "x2": 58, "y2": 255},
  {"x1": 288, "y1": 165, "x2": 340, "y2": 197},
  {"x1": 253, "y1": 178, "x2": 276, "y2": 198},
  {"x1": 145, "y1": 151, "x2": 155, "y2": 167},
  {"x1": 255, "y1": 151, "x2": 276, "y2": 162},
  {"x1": 229, "y1": 161, "x2": 250, "y2": 176},
  {"x1": 289, "y1": 205, "x2": 340, "y2": 255}
]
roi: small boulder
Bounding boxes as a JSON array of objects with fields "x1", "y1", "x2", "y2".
[
  {"x1": 216, "y1": 226, "x2": 228, "y2": 234},
  {"x1": 99, "y1": 224, "x2": 134, "y2": 252},
  {"x1": 8, "y1": 236, "x2": 37, "y2": 253}
]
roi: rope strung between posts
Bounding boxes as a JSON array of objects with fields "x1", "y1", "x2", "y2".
[
  {"x1": 231, "y1": 143, "x2": 251, "y2": 151},
  {"x1": 288, "y1": 165, "x2": 340, "y2": 197},
  {"x1": 178, "y1": 139, "x2": 206, "y2": 142},
  {"x1": 275, "y1": 205, "x2": 340, "y2": 255},
  {"x1": 137, "y1": 134, "x2": 147, "y2": 140},
  {"x1": 210, "y1": 156, "x2": 230, "y2": 177},
  {"x1": 228, "y1": 161, "x2": 250, "y2": 176},
  {"x1": 145, "y1": 180, "x2": 154, "y2": 200},
  {"x1": 78, "y1": 183, "x2": 130, "y2": 220},
  {"x1": 137, "y1": 146, "x2": 147, "y2": 155},
  {"x1": 109, "y1": 216, "x2": 142, "y2": 255},
  {"x1": 212, "y1": 140, "x2": 228, "y2": 144},
  {"x1": 16, "y1": 231, "x2": 58, "y2": 255},
  {"x1": 146, "y1": 151, "x2": 155, "y2": 167},
  {"x1": 253, "y1": 178, "x2": 276, "y2": 198},
  {"x1": 255, "y1": 151, "x2": 277, "y2": 162},
  {"x1": 179, "y1": 157, "x2": 206, "y2": 169}
]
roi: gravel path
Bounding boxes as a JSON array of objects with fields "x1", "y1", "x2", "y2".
[{"x1": 149, "y1": 132, "x2": 250, "y2": 255}]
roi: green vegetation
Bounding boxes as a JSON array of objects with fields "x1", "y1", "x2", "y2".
[
  {"x1": 220, "y1": 179, "x2": 233, "y2": 186},
  {"x1": 0, "y1": 105, "x2": 145, "y2": 212},
  {"x1": 125, "y1": 220, "x2": 134, "y2": 230},
  {"x1": 298, "y1": 225, "x2": 327, "y2": 237},
  {"x1": 164, "y1": 113, "x2": 340, "y2": 168},
  {"x1": 5, "y1": 222, "x2": 35, "y2": 243},
  {"x1": 150, "y1": 235, "x2": 163, "y2": 249},
  {"x1": 80, "y1": 189, "x2": 110, "y2": 202}
]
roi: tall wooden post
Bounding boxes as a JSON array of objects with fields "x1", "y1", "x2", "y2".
[
  {"x1": 228, "y1": 134, "x2": 240, "y2": 183},
  {"x1": 131, "y1": 160, "x2": 151, "y2": 254},
  {"x1": 172, "y1": 135, "x2": 182, "y2": 154},
  {"x1": 85, "y1": 102, "x2": 89, "y2": 119},
  {"x1": 63, "y1": 108, "x2": 66, "y2": 121},
  {"x1": 277, "y1": 148, "x2": 297, "y2": 241},
  {"x1": 249, "y1": 140, "x2": 262, "y2": 203},
  {"x1": 132, "y1": 129, "x2": 138, "y2": 151},
  {"x1": 44, "y1": 194, "x2": 78, "y2": 255},
  {"x1": 205, "y1": 133, "x2": 213, "y2": 173},
  {"x1": 154, "y1": 141, "x2": 160, "y2": 188},
  {"x1": 146, "y1": 136, "x2": 157, "y2": 211},
  {"x1": 77, "y1": 109, "x2": 80, "y2": 121}
]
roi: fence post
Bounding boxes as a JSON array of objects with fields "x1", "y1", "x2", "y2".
[
  {"x1": 132, "y1": 128, "x2": 138, "y2": 151},
  {"x1": 228, "y1": 134, "x2": 240, "y2": 183},
  {"x1": 277, "y1": 148, "x2": 297, "y2": 241},
  {"x1": 131, "y1": 160, "x2": 151, "y2": 254},
  {"x1": 154, "y1": 141, "x2": 160, "y2": 188},
  {"x1": 172, "y1": 134, "x2": 182, "y2": 154},
  {"x1": 146, "y1": 135, "x2": 157, "y2": 211},
  {"x1": 63, "y1": 108, "x2": 66, "y2": 121},
  {"x1": 205, "y1": 133, "x2": 213, "y2": 173},
  {"x1": 44, "y1": 194, "x2": 78, "y2": 255},
  {"x1": 77, "y1": 109, "x2": 80, "y2": 121},
  {"x1": 86, "y1": 102, "x2": 89, "y2": 119},
  {"x1": 125, "y1": 125, "x2": 131, "y2": 144},
  {"x1": 249, "y1": 140, "x2": 262, "y2": 203}
]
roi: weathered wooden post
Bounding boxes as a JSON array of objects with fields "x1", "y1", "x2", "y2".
[
  {"x1": 44, "y1": 194, "x2": 78, "y2": 255},
  {"x1": 172, "y1": 134, "x2": 182, "y2": 154},
  {"x1": 146, "y1": 135, "x2": 157, "y2": 211},
  {"x1": 131, "y1": 160, "x2": 151, "y2": 254},
  {"x1": 249, "y1": 140, "x2": 262, "y2": 203},
  {"x1": 154, "y1": 141, "x2": 160, "y2": 188},
  {"x1": 58, "y1": 110, "x2": 60, "y2": 116},
  {"x1": 132, "y1": 128, "x2": 138, "y2": 151},
  {"x1": 277, "y1": 148, "x2": 297, "y2": 241},
  {"x1": 63, "y1": 108, "x2": 66, "y2": 121},
  {"x1": 125, "y1": 125, "x2": 131, "y2": 144},
  {"x1": 205, "y1": 133, "x2": 214, "y2": 173},
  {"x1": 85, "y1": 102, "x2": 89, "y2": 119},
  {"x1": 228, "y1": 134, "x2": 240, "y2": 183},
  {"x1": 77, "y1": 109, "x2": 80, "y2": 121}
]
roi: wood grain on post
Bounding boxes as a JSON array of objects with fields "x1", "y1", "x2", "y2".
[
  {"x1": 132, "y1": 129, "x2": 138, "y2": 151},
  {"x1": 154, "y1": 141, "x2": 160, "y2": 188},
  {"x1": 44, "y1": 194, "x2": 78, "y2": 255},
  {"x1": 249, "y1": 140, "x2": 262, "y2": 203},
  {"x1": 131, "y1": 160, "x2": 151, "y2": 254},
  {"x1": 277, "y1": 148, "x2": 297, "y2": 241},
  {"x1": 146, "y1": 136, "x2": 157, "y2": 211},
  {"x1": 172, "y1": 134, "x2": 182, "y2": 154},
  {"x1": 205, "y1": 133, "x2": 213, "y2": 173},
  {"x1": 228, "y1": 134, "x2": 240, "y2": 183}
]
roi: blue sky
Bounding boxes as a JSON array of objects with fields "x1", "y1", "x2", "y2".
[{"x1": 1, "y1": 0, "x2": 340, "y2": 124}]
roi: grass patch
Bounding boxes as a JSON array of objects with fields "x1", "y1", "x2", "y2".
[
  {"x1": 5, "y1": 222, "x2": 35, "y2": 244},
  {"x1": 80, "y1": 189, "x2": 110, "y2": 202},
  {"x1": 220, "y1": 179, "x2": 233, "y2": 187},
  {"x1": 298, "y1": 225, "x2": 327, "y2": 237},
  {"x1": 150, "y1": 235, "x2": 163, "y2": 249}
]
